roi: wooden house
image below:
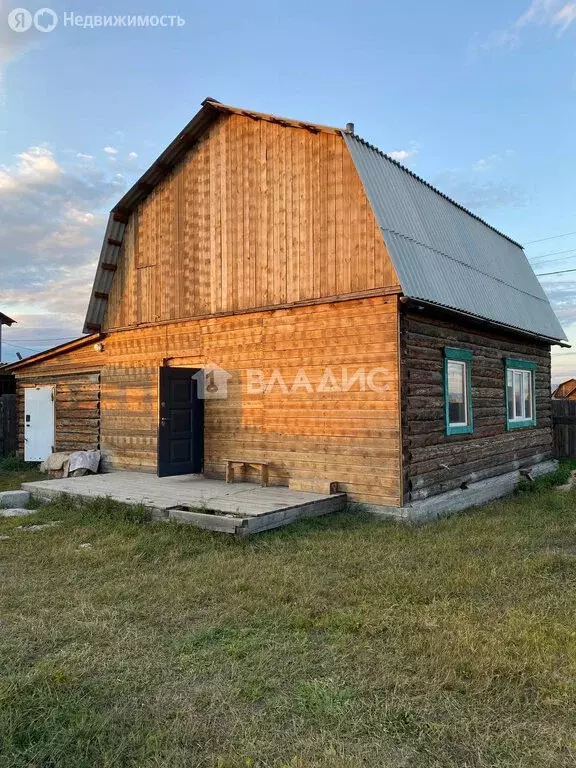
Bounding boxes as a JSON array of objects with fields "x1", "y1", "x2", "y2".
[
  {"x1": 7, "y1": 98, "x2": 567, "y2": 519},
  {"x1": 553, "y1": 379, "x2": 576, "y2": 400}
]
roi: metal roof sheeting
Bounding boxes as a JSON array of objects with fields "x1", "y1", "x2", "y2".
[{"x1": 344, "y1": 134, "x2": 567, "y2": 342}]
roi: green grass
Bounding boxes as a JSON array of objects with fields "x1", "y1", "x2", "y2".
[
  {"x1": 0, "y1": 457, "x2": 44, "y2": 491},
  {"x1": 1, "y1": 471, "x2": 576, "y2": 767}
]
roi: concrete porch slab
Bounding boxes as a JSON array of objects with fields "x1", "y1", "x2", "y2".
[{"x1": 21, "y1": 472, "x2": 347, "y2": 536}]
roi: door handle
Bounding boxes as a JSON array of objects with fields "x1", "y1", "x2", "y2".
[{"x1": 161, "y1": 417, "x2": 170, "y2": 427}]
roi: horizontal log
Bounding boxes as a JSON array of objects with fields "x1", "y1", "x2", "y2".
[
  {"x1": 403, "y1": 316, "x2": 551, "y2": 354},
  {"x1": 408, "y1": 452, "x2": 553, "y2": 500},
  {"x1": 410, "y1": 442, "x2": 553, "y2": 489},
  {"x1": 410, "y1": 437, "x2": 553, "y2": 477}
]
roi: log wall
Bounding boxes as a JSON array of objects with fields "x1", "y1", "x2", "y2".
[
  {"x1": 17, "y1": 373, "x2": 101, "y2": 454},
  {"x1": 103, "y1": 113, "x2": 399, "y2": 330},
  {"x1": 400, "y1": 311, "x2": 553, "y2": 503},
  {"x1": 15, "y1": 297, "x2": 401, "y2": 506}
]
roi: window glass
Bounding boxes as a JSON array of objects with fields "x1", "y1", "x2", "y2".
[
  {"x1": 447, "y1": 360, "x2": 467, "y2": 426},
  {"x1": 507, "y1": 367, "x2": 534, "y2": 423},
  {"x1": 523, "y1": 372, "x2": 532, "y2": 419},
  {"x1": 514, "y1": 371, "x2": 522, "y2": 417}
]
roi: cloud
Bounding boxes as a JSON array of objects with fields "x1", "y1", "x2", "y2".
[
  {"x1": 516, "y1": 0, "x2": 576, "y2": 29},
  {"x1": 473, "y1": 152, "x2": 513, "y2": 171},
  {"x1": 434, "y1": 170, "x2": 525, "y2": 210},
  {"x1": 551, "y1": 347, "x2": 576, "y2": 385},
  {"x1": 128, "y1": 151, "x2": 138, "y2": 160},
  {"x1": 103, "y1": 146, "x2": 119, "y2": 155},
  {"x1": 540, "y1": 277, "x2": 576, "y2": 383},
  {"x1": 551, "y1": 322, "x2": 576, "y2": 382},
  {"x1": 430, "y1": 148, "x2": 524, "y2": 211},
  {"x1": 387, "y1": 144, "x2": 419, "y2": 164},
  {"x1": 0, "y1": 146, "x2": 61, "y2": 190},
  {"x1": 541, "y1": 279, "x2": 576, "y2": 325},
  {"x1": 478, "y1": 29, "x2": 521, "y2": 52},
  {"x1": 389, "y1": 149, "x2": 417, "y2": 162},
  {"x1": 553, "y1": 2, "x2": 576, "y2": 31},
  {"x1": 0, "y1": 145, "x2": 127, "y2": 359},
  {"x1": 0, "y1": 22, "x2": 34, "y2": 101},
  {"x1": 478, "y1": 0, "x2": 576, "y2": 52}
]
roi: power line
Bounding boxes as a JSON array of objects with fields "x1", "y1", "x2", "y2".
[
  {"x1": 7, "y1": 336, "x2": 75, "y2": 343},
  {"x1": 528, "y1": 247, "x2": 576, "y2": 263},
  {"x1": 529, "y1": 254, "x2": 576, "y2": 270},
  {"x1": 525, "y1": 230, "x2": 576, "y2": 245},
  {"x1": 2, "y1": 340, "x2": 42, "y2": 353},
  {"x1": 536, "y1": 267, "x2": 576, "y2": 277}
]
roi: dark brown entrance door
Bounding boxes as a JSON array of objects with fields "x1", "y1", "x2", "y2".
[{"x1": 158, "y1": 367, "x2": 204, "y2": 477}]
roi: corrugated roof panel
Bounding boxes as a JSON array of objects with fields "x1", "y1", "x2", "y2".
[{"x1": 344, "y1": 134, "x2": 566, "y2": 341}]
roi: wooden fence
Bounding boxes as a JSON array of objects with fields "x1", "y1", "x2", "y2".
[
  {"x1": 0, "y1": 394, "x2": 16, "y2": 458},
  {"x1": 553, "y1": 399, "x2": 576, "y2": 459}
]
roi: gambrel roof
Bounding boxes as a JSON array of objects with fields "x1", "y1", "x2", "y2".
[
  {"x1": 83, "y1": 98, "x2": 566, "y2": 343},
  {"x1": 344, "y1": 135, "x2": 567, "y2": 342}
]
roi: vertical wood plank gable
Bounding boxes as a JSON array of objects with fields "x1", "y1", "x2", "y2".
[{"x1": 101, "y1": 113, "x2": 399, "y2": 331}]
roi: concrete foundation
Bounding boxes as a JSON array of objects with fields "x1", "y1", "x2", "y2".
[{"x1": 354, "y1": 460, "x2": 559, "y2": 523}]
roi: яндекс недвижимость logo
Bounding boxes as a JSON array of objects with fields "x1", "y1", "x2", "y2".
[{"x1": 8, "y1": 7, "x2": 58, "y2": 32}]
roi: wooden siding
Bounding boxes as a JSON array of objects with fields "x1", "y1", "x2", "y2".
[
  {"x1": 553, "y1": 379, "x2": 576, "y2": 400},
  {"x1": 17, "y1": 373, "x2": 101, "y2": 454},
  {"x1": 103, "y1": 114, "x2": 399, "y2": 330},
  {"x1": 400, "y1": 311, "x2": 553, "y2": 503},
  {"x1": 15, "y1": 297, "x2": 401, "y2": 506}
]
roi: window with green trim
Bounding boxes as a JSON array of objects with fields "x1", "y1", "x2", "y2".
[
  {"x1": 444, "y1": 348, "x2": 473, "y2": 435},
  {"x1": 505, "y1": 358, "x2": 536, "y2": 429}
]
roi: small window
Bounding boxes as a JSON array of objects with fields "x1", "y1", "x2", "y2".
[
  {"x1": 444, "y1": 348, "x2": 473, "y2": 435},
  {"x1": 505, "y1": 359, "x2": 536, "y2": 429}
]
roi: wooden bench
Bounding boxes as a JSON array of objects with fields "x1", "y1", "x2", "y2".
[{"x1": 225, "y1": 459, "x2": 269, "y2": 487}]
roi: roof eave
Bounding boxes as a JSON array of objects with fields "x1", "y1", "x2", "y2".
[
  {"x1": 399, "y1": 296, "x2": 570, "y2": 346},
  {"x1": 0, "y1": 312, "x2": 16, "y2": 326},
  {"x1": 5, "y1": 333, "x2": 103, "y2": 372}
]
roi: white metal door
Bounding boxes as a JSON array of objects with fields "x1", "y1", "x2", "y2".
[{"x1": 24, "y1": 386, "x2": 54, "y2": 462}]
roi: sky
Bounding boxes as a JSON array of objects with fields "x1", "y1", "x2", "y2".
[{"x1": 0, "y1": 0, "x2": 575, "y2": 384}]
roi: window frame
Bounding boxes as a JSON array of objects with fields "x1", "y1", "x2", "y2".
[
  {"x1": 505, "y1": 358, "x2": 537, "y2": 430},
  {"x1": 443, "y1": 347, "x2": 473, "y2": 436}
]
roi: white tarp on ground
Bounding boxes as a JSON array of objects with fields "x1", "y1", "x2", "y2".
[{"x1": 68, "y1": 450, "x2": 101, "y2": 476}]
